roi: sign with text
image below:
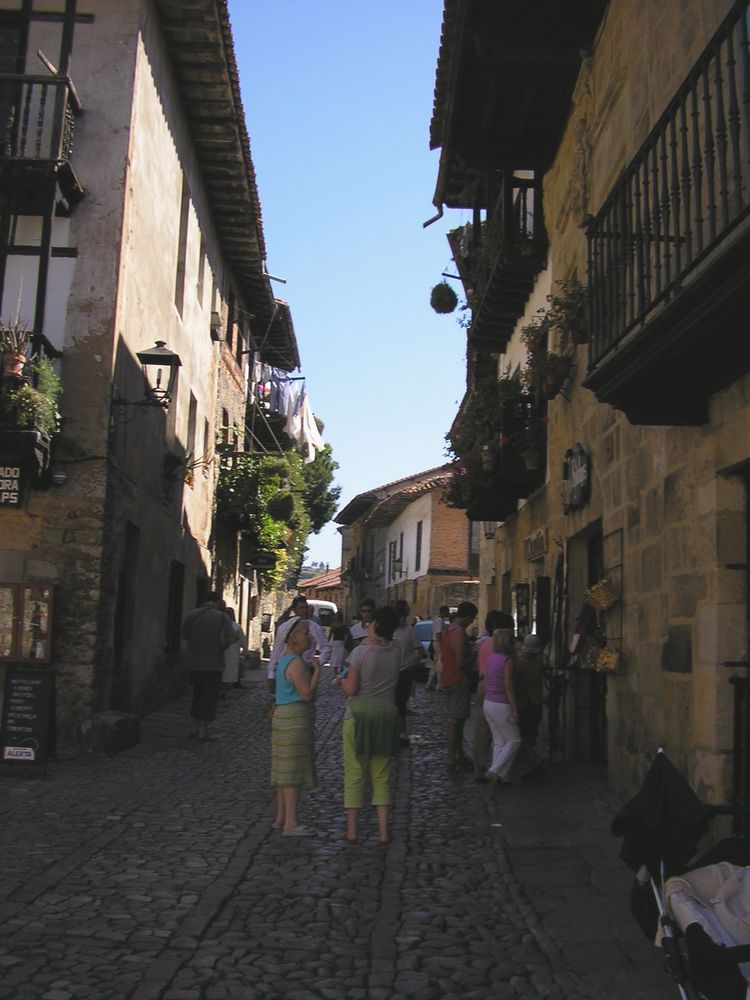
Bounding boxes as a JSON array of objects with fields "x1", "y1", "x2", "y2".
[
  {"x1": 1, "y1": 666, "x2": 55, "y2": 764},
  {"x1": 563, "y1": 443, "x2": 590, "y2": 514},
  {"x1": 524, "y1": 528, "x2": 549, "y2": 561},
  {"x1": 0, "y1": 464, "x2": 22, "y2": 507}
]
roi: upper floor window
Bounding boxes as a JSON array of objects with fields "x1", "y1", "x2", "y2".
[{"x1": 415, "y1": 521, "x2": 423, "y2": 572}]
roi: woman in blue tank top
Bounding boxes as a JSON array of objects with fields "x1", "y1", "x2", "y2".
[{"x1": 270, "y1": 617, "x2": 321, "y2": 835}]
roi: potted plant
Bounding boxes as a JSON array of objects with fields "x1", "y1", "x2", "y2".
[
  {"x1": 0, "y1": 319, "x2": 32, "y2": 377},
  {"x1": 541, "y1": 351, "x2": 575, "y2": 399},
  {"x1": 1, "y1": 356, "x2": 62, "y2": 435},
  {"x1": 505, "y1": 398, "x2": 548, "y2": 470},
  {"x1": 430, "y1": 281, "x2": 458, "y2": 314},
  {"x1": 548, "y1": 278, "x2": 588, "y2": 346}
]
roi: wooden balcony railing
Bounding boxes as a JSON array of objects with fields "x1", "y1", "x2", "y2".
[
  {"x1": 464, "y1": 173, "x2": 548, "y2": 348},
  {"x1": 0, "y1": 74, "x2": 81, "y2": 165},
  {"x1": 587, "y1": 1, "x2": 750, "y2": 366}
]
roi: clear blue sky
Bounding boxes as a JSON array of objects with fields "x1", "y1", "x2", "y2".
[{"x1": 228, "y1": 1, "x2": 468, "y2": 567}]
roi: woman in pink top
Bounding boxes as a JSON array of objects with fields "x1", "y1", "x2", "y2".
[{"x1": 482, "y1": 628, "x2": 520, "y2": 784}]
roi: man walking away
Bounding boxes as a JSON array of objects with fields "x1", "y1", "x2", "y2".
[
  {"x1": 440, "y1": 600, "x2": 478, "y2": 769},
  {"x1": 426, "y1": 605, "x2": 450, "y2": 690},
  {"x1": 182, "y1": 591, "x2": 231, "y2": 742}
]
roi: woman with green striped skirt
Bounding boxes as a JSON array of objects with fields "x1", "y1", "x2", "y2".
[{"x1": 271, "y1": 617, "x2": 320, "y2": 836}]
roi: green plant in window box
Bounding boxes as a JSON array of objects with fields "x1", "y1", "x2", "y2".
[
  {"x1": 1, "y1": 356, "x2": 62, "y2": 436},
  {"x1": 547, "y1": 277, "x2": 588, "y2": 347}
]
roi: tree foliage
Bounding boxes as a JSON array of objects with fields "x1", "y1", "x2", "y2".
[{"x1": 300, "y1": 441, "x2": 341, "y2": 535}]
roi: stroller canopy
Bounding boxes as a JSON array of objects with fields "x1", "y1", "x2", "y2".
[{"x1": 612, "y1": 751, "x2": 715, "y2": 875}]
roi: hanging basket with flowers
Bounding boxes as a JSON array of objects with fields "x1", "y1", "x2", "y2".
[{"x1": 430, "y1": 281, "x2": 458, "y2": 314}]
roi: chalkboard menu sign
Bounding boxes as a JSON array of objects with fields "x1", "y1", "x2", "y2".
[{"x1": 1, "y1": 667, "x2": 55, "y2": 764}]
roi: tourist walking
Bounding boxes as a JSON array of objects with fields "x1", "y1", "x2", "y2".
[
  {"x1": 514, "y1": 633, "x2": 546, "y2": 775},
  {"x1": 271, "y1": 617, "x2": 320, "y2": 836},
  {"x1": 440, "y1": 600, "x2": 478, "y2": 769},
  {"x1": 426, "y1": 604, "x2": 449, "y2": 690},
  {"x1": 181, "y1": 591, "x2": 232, "y2": 742},
  {"x1": 472, "y1": 610, "x2": 515, "y2": 781},
  {"x1": 266, "y1": 594, "x2": 330, "y2": 695},
  {"x1": 221, "y1": 606, "x2": 247, "y2": 694},
  {"x1": 349, "y1": 598, "x2": 375, "y2": 647},
  {"x1": 328, "y1": 610, "x2": 352, "y2": 674},
  {"x1": 483, "y1": 628, "x2": 521, "y2": 784},
  {"x1": 335, "y1": 605, "x2": 400, "y2": 845},
  {"x1": 393, "y1": 599, "x2": 422, "y2": 745}
]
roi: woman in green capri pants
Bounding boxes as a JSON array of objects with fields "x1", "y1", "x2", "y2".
[{"x1": 335, "y1": 605, "x2": 400, "y2": 845}]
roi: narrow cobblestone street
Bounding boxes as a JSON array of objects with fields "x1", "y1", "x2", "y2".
[{"x1": 0, "y1": 671, "x2": 670, "y2": 1000}]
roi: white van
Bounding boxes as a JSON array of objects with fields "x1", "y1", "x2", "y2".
[{"x1": 305, "y1": 599, "x2": 338, "y2": 627}]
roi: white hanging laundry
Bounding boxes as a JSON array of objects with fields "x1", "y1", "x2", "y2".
[{"x1": 300, "y1": 392, "x2": 325, "y2": 463}]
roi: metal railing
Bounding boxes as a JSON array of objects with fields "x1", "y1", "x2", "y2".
[
  {"x1": 587, "y1": 1, "x2": 750, "y2": 364},
  {"x1": 0, "y1": 74, "x2": 81, "y2": 164}
]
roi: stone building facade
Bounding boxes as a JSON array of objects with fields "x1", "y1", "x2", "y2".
[
  {"x1": 0, "y1": 0, "x2": 298, "y2": 755},
  {"x1": 429, "y1": 0, "x2": 750, "y2": 801}
]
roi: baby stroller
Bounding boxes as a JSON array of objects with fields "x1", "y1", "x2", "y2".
[{"x1": 611, "y1": 749, "x2": 750, "y2": 1000}]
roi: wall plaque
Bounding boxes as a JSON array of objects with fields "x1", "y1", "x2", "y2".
[
  {"x1": 524, "y1": 528, "x2": 549, "y2": 561},
  {"x1": 563, "y1": 443, "x2": 590, "y2": 514}
]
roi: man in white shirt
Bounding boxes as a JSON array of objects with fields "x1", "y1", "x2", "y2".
[
  {"x1": 266, "y1": 595, "x2": 331, "y2": 694},
  {"x1": 349, "y1": 598, "x2": 375, "y2": 648},
  {"x1": 426, "y1": 605, "x2": 450, "y2": 690}
]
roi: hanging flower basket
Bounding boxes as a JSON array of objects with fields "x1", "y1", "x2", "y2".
[{"x1": 430, "y1": 281, "x2": 458, "y2": 314}]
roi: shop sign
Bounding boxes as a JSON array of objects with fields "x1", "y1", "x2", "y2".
[
  {"x1": 245, "y1": 549, "x2": 277, "y2": 570},
  {"x1": 0, "y1": 464, "x2": 22, "y2": 507},
  {"x1": 524, "y1": 528, "x2": 548, "y2": 561},
  {"x1": 563, "y1": 444, "x2": 590, "y2": 514}
]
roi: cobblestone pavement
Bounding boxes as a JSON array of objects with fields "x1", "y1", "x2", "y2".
[{"x1": 0, "y1": 670, "x2": 672, "y2": 1000}]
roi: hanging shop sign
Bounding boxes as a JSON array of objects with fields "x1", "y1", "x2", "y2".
[
  {"x1": 524, "y1": 528, "x2": 549, "y2": 561},
  {"x1": 0, "y1": 464, "x2": 23, "y2": 507},
  {"x1": 563, "y1": 443, "x2": 590, "y2": 514},
  {"x1": 244, "y1": 550, "x2": 277, "y2": 570}
]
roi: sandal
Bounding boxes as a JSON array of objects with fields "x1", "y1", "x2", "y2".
[{"x1": 282, "y1": 825, "x2": 316, "y2": 837}]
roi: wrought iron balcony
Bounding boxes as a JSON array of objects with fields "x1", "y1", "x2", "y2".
[
  {"x1": 0, "y1": 73, "x2": 83, "y2": 213},
  {"x1": 584, "y1": 1, "x2": 750, "y2": 424}
]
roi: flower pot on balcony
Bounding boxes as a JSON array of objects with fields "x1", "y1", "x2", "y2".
[{"x1": 2, "y1": 352, "x2": 27, "y2": 377}]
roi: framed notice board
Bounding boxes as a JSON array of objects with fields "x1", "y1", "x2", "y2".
[{"x1": 1, "y1": 666, "x2": 55, "y2": 765}]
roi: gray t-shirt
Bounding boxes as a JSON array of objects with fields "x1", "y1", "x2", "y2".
[
  {"x1": 181, "y1": 605, "x2": 230, "y2": 672},
  {"x1": 345, "y1": 642, "x2": 400, "y2": 713}
]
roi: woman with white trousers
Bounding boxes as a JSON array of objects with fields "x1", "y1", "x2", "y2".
[{"x1": 482, "y1": 628, "x2": 521, "y2": 784}]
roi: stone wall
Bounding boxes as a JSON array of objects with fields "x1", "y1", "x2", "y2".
[{"x1": 488, "y1": 0, "x2": 749, "y2": 799}]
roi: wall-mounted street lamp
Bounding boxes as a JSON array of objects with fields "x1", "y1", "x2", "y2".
[
  {"x1": 483, "y1": 521, "x2": 497, "y2": 540},
  {"x1": 113, "y1": 341, "x2": 182, "y2": 410}
]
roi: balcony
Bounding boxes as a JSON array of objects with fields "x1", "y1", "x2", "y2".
[
  {"x1": 446, "y1": 384, "x2": 547, "y2": 521},
  {"x1": 584, "y1": 2, "x2": 750, "y2": 425},
  {"x1": 0, "y1": 74, "x2": 83, "y2": 214},
  {"x1": 451, "y1": 173, "x2": 548, "y2": 352}
]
